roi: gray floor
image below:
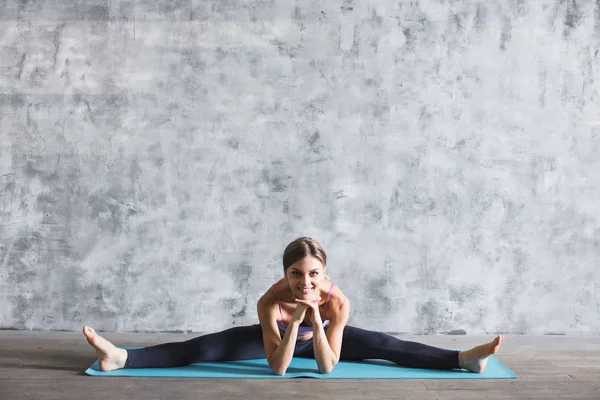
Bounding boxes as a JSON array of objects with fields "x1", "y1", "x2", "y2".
[{"x1": 1, "y1": 331, "x2": 599, "y2": 400}]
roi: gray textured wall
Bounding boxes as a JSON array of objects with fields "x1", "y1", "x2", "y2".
[{"x1": 1, "y1": 0, "x2": 599, "y2": 335}]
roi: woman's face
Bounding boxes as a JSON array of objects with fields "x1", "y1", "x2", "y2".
[{"x1": 285, "y1": 256, "x2": 326, "y2": 299}]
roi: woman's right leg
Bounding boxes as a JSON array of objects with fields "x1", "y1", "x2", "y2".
[
  {"x1": 84, "y1": 324, "x2": 265, "y2": 370},
  {"x1": 124, "y1": 324, "x2": 265, "y2": 368}
]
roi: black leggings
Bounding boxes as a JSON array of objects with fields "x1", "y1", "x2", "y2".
[{"x1": 124, "y1": 325, "x2": 460, "y2": 370}]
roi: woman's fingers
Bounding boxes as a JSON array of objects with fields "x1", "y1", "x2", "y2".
[
  {"x1": 295, "y1": 295, "x2": 321, "y2": 303},
  {"x1": 291, "y1": 301, "x2": 310, "y2": 323},
  {"x1": 294, "y1": 299, "x2": 317, "y2": 306},
  {"x1": 295, "y1": 297, "x2": 321, "y2": 309}
]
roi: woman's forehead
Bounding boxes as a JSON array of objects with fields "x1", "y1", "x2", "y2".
[{"x1": 289, "y1": 256, "x2": 324, "y2": 270}]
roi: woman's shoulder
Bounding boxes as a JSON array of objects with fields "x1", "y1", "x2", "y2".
[
  {"x1": 257, "y1": 278, "x2": 285, "y2": 306},
  {"x1": 324, "y1": 280, "x2": 350, "y2": 313}
]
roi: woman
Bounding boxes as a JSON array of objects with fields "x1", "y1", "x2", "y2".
[{"x1": 84, "y1": 237, "x2": 504, "y2": 375}]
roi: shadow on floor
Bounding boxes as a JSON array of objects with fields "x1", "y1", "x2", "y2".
[{"x1": 0, "y1": 346, "x2": 94, "y2": 374}]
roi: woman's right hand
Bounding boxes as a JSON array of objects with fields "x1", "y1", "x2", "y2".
[{"x1": 290, "y1": 294, "x2": 321, "y2": 324}]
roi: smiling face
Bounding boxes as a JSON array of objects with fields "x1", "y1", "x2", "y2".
[{"x1": 285, "y1": 256, "x2": 326, "y2": 299}]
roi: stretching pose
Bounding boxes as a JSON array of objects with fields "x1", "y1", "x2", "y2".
[{"x1": 84, "y1": 237, "x2": 504, "y2": 375}]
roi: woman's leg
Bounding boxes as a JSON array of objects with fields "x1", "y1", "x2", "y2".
[
  {"x1": 84, "y1": 324, "x2": 265, "y2": 370},
  {"x1": 339, "y1": 325, "x2": 460, "y2": 370}
]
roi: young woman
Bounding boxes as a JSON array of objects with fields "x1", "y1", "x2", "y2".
[{"x1": 84, "y1": 237, "x2": 504, "y2": 375}]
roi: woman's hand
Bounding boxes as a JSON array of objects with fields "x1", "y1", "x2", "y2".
[
  {"x1": 290, "y1": 300, "x2": 309, "y2": 324},
  {"x1": 294, "y1": 293, "x2": 322, "y2": 324}
]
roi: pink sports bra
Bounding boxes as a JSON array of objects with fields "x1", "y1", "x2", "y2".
[{"x1": 271, "y1": 282, "x2": 335, "y2": 335}]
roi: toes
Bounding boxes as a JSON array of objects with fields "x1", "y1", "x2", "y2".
[{"x1": 83, "y1": 326, "x2": 99, "y2": 346}]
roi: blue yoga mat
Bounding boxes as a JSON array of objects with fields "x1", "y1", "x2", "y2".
[{"x1": 85, "y1": 346, "x2": 517, "y2": 379}]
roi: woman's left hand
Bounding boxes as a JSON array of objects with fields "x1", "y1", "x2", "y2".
[{"x1": 294, "y1": 294, "x2": 322, "y2": 324}]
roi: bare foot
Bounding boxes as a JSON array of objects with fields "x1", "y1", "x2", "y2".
[
  {"x1": 83, "y1": 325, "x2": 128, "y2": 371},
  {"x1": 458, "y1": 334, "x2": 505, "y2": 373}
]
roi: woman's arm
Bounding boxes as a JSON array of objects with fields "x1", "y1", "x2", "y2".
[
  {"x1": 268, "y1": 320, "x2": 301, "y2": 375},
  {"x1": 257, "y1": 297, "x2": 305, "y2": 376},
  {"x1": 311, "y1": 297, "x2": 350, "y2": 374}
]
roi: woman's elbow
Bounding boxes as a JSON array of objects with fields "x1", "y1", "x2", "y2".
[
  {"x1": 267, "y1": 355, "x2": 287, "y2": 376},
  {"x1": 318, "y1": 365, "x2": 335, "y2": 374},
  {"x1": 318, "y1": 356, "x2": 338, "y2": 374}
]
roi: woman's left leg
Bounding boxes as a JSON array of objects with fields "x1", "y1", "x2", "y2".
[{"x1": 339, "y1": 325, "x2": 460, "y2": 370}]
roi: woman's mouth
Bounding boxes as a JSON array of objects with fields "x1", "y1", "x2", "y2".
[{"x1": 298, "y1": 287, "x2": 313, "y2": 295}]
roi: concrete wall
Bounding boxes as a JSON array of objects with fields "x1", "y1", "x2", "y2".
[{"x1": 1, "y1": 0, "x2": 599, "y2": 334}]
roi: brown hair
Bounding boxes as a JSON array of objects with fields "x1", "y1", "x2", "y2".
[{"x1": 282, "y1": 237, "x2": 327, "y2": 272}]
